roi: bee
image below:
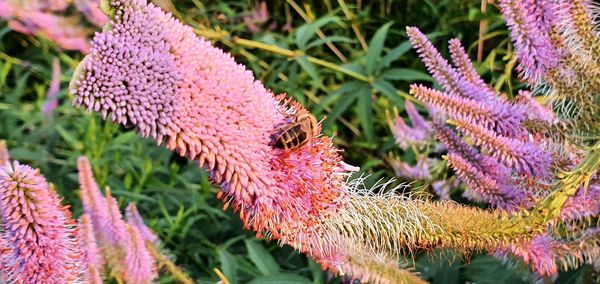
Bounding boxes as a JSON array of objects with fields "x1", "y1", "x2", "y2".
[{"x1": 274, "y1": 113, "x2": 318, "y2": 150}]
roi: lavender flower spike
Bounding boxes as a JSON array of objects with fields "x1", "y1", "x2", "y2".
[
  {"x1": 446, "y1": 153, "x2": 526, "y2": 211},
  {"x1": 42, "y1": 58, "x2": 61, "y2": 115},
  {"x1": 499, "y1": 0, "x2": 560, "y2": 83},
  {"x1": 0, "y1": 161, "x2": 82, "y2": 283},
  {"x1": 448, "y1": 38, "x2": 489, "y2": 91},
  {"x1": 410, "y1": 84, "x2": 527, "y2": 138},
  {"x1": 406, "y1": 27, "x2": 491, "y2": 101},
  {"x1": 451, "y1": 118, "x2": 552, "y2": 178}
]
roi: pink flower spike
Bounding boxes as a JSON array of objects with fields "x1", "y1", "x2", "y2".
[
  {"x1": 507, "y1": 235, "x2": 559, "y2": 277},
  {"x1": 77, "y1": 156, "x2": 110, "y2": 234},
  {"x1": 123, "y1": 224, "x2": 158, "y2": 284},
  {"x1": 79, "y1": 214, "x2": 104, "y2": 284},
  {"x1": 0, "y1": 161, "x2": 82, "y2": 283},
  {"x1": 560, "y1": 184, "x2": 600, "y2": 222},
  {"x1": 70, "y1": 0, "x2": 350, "y2": 261},
  {"x1": 126, "y1": 203, "x2": 158, "y2": 243},
  {"x1": 388, "y1": 156, "x2": 432, "y2": 180}
]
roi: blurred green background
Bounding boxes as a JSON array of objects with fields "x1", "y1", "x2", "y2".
[{"x1": 0, "y1": 0, "x2": 594, "y2": 283}]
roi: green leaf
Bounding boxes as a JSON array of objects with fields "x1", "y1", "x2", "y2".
[
  {"x1": 381, "y1": 41, "x2": 412, "y2": 68},
  {"x1": 218, "y1": 248, "x2": 238, "y2": 284},
  {"x1": 371, "y1": 78, "x2": 402, "y2": 106},
  {"x1": 245, "y1": 239, "x2": 280, "y2": 276},
  {"x1": 248, "y1": 274, "x2": 312, "y2": 284},
  {"x1": 380, "y1": 68, "x2": 433, "y2": 82},
  {"x1": 295, "y1": 16, "x2": 341, "y2": 49},
  {"x1": 366, "y1": 21, "x2": 393, "y2": 75},
  {"x1": 322, "y1": 82, "x2": 364, "y2": 130},
  {"x1": 308, "y1": 259, "x2": 325, "y2": 284},
  {"x1": 55, "y1": 125, "x2": 83, "y2": 150},
  {"x1": 295, "y1": 56, "x2": 321, "y2": 86},
  {"x1": 314, "y1": 81, "x2": 363, "y2": 114},
  {"x1": 357, "y1": 85, "x2": 374, "y2": 143}
]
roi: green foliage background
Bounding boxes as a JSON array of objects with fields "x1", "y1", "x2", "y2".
[{"x1": 0, "y1": 0, "x2": 594, "y2": 283}]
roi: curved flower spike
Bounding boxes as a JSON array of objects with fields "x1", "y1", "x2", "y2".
[
  {"x1": 0, "y1": 161, "x2": 82, "y2": 283},
  {"x1": 71, "y1": 0, "x2": 348, "y2": 263}
]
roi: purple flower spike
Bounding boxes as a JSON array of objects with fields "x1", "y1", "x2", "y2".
[
  {"x1": 410, "y1": 84, "x2": 527, "y2": 138},
  {"x1": 388, "y1": 156, "x2": 432, "y2": 180},
  {"x1": 388, "y1": 103, "x2": 432, "y2": 149},
  {"x1": 407, "y1": 27, "x2": 495, "y2": 102},
  {"x1": 0, "y1": 161, "x2": 82, "y2": 283},
  {"x1": 499, "y1": 0, "x2": 560, "y2": 83},
  {"x1": 446, "y1": 153, "x2": 527, "y2": 211},
  {"x1": 448, "y1": 38, "x2": 489, "y2": 91},
  {"x1": 451, "y1": 118, "x2": 552, "y2": 178},
  {"x1": 42, "y1": 58, "x2": 61, "y2": 116},
  {"x1": 405, "y1": 100, "x2": 431, "y2": 133},
  {"x1": 126, "y1": 203, "x2": 158, "y2": 243}
]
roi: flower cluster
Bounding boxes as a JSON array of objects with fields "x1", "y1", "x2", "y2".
[
  {"x1": 0, "y1": 139, "x2": 187, "y2": 283},
  {"x1": 402, "y1": 0, "x2": 600, "y2": 276},
  {"x1": 77, "y1": 156, "x2": 159, "y2": 283},
  {"x1": 499, "y1": 0, "x2": 600, "y2": 142},
  {"x1": 0, "y1": 0, "x2": 107, "y2": 52},
  {"x1": 405, "y1": 27, "x2": 553, "y2": 213}
]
